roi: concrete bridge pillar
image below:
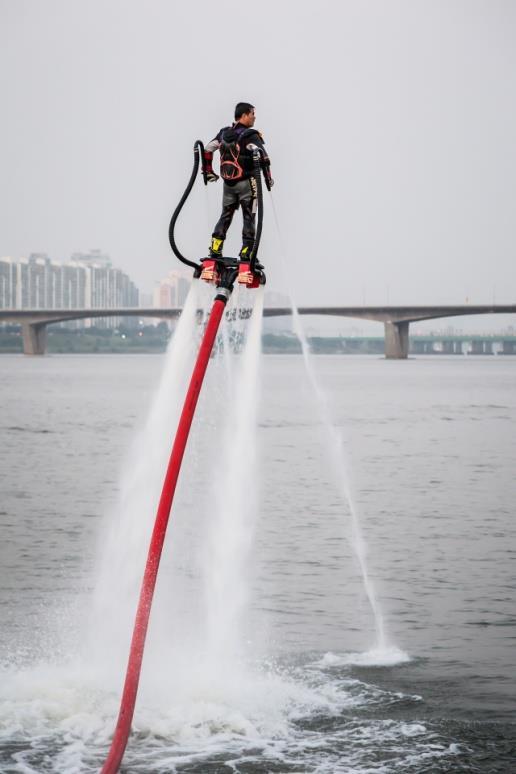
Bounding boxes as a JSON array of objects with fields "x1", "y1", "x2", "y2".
[
  {"x1": 22, "y1": 322, "x2": 48, "y2": 355},
  {"x1": 384, "y1": 321, "x2": 409, "y2": 359}
]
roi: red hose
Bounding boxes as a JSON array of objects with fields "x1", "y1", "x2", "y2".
[{"x1": 101, "y1": 297, "x2": 227, "y2": 774}]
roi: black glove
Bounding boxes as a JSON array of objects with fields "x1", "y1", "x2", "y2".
[{"x1": 262, "y1": 165, "x2": 274, "y2": 191}]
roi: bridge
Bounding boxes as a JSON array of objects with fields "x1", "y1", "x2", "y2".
[{"x1": 1, "y1": 304, "x2": 515, "y2": 358}]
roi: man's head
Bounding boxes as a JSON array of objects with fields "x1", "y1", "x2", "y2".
[{"x1": 235, "y1": 102, "x2": 256, "y2": 127}]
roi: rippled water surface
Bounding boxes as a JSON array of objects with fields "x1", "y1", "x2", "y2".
[{"x1": 1, "y1": 351, "x2": 515, "y2": 772}]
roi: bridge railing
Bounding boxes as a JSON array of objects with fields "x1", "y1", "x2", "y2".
[{"x1": 1, "y1": 305, "x2": 515, "y2": 357}]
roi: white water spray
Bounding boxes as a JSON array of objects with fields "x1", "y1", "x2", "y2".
[
  {"x1": 291, "y1": 308, "x2": 387, "y2": 649},
  {"x1": 87, "y1": 281, "x2": 207, "y2": 680},
  {"x1": 85, "y1": 280, "x2": 267, "y2": 683},
  {"x1": 203, "y1": 288, "x2": 265, "y2": 664},
  {"x1": 269, "y1": 195, "x2": 388, "y2": 651}
]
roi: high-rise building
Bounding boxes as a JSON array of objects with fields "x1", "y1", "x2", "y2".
[
  {"x1": 70, "y1": 249, "x2": 111, "y2": 269},
  {"x1": 62, "y1": 262, "x2": 87, "y2": 308},
  {"x1": 71, "y1": 250, "x2": 133, "y2": 326},
  {"x1": 153, "y1": 269, "x2": 191, "y2": 309},
  {"x1": 151, "y1": 269, "x2": 192, "y2": 330},
  {"x1": 0, "y1": 252, "x2": 139, "y2": 329},
  {"x1": 0, "y1": 257, "x2": 17, "y2": 308}
]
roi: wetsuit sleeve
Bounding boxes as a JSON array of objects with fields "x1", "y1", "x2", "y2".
[
  {"x1": 205, "y1": 136, "x2": 221, "y2": 153},
  {"x1": 253, "y1": 132, "x2": 273, "y2": 183},
  {"x1": 205, "y1": 127, "x2": 224, "y2": 154},
  {"x1": 255, "y1": 132, "x2": 271, "y2": 163},
  {"x1": 251, "y1": 131, "x2": 267, "y2": 154},
  {"x1": 203, "y1": 130, "x2": 222, "y2": 174}
]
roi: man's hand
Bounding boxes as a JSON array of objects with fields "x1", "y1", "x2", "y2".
[
  {"x1": 206, "y1": 172, "x2": 219, "y2": 183},
  {"x1": 269, "y1": 178, "x2": 275, "y2": 188}
]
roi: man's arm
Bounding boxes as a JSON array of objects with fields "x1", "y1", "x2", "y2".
[
  {"x1": 202, "y1": 132, "x2": 222, "y2": 182},
  {"x1": 205, "y1": 135, "x2": 221, "y2": 154},
  {"x1": 250, "y1": 131, "x2": 274, "y2": 189}
]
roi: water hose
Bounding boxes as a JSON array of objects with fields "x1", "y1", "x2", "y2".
[
  {"x1": 100, "y1": 286, "x2": 233, "y2": 774},
  {"x1": 168, "y1": 140, "x2": 206, "y2": 274},
  {"x1": 249, "y1": 149, "x2": 264, "y2": 272}
]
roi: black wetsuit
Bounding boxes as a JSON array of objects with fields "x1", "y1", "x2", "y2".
[{"x1": 205, "y1": 123, "x2": 271, "y2": 252}]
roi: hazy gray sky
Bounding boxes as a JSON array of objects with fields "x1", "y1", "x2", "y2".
[{"x1": 1, "y1": 0, "x2": 515, "y2": 309}]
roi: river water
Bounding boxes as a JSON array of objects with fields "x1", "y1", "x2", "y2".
[{"x1": 1, "y1": 341, "x2": 515, "y2": 772}]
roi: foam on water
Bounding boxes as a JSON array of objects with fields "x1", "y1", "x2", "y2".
[
  {"x1": 0, "y1": 653, "x2": 451, "y2": 773},
  {"x1": 320, "y1": 645, "x2": 412, "y2": 668}
]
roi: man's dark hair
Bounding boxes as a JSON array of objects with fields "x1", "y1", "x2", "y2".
[{"x1": 235, "y1": 102, "x2": 255, "y2": 120}]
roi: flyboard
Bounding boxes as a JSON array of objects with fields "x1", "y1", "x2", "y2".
[{"x1": 100, "y1": 141, "x2": 270, "y2": 773}]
